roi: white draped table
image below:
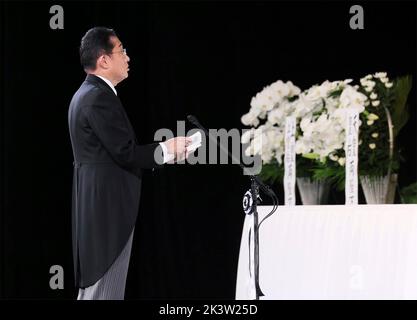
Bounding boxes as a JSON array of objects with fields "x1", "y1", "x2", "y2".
[{"x1": 236, "y1": 205, "x2": 417, "y2": 300}]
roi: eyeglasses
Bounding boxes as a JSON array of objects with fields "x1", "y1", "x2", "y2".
[{"x1": 110, "y1": 48, "x2": 127, "y2": 56}]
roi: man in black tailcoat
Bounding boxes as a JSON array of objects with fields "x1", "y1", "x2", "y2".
[{"x1": 68, "y1": 27, "x2": 190, "y2": 300}]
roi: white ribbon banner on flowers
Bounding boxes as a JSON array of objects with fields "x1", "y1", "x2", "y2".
[
  {"x1": 284, "y1": 116, "x2": 296, "y2": 206},
  {"x1": 345, "y1": 110, "x2": 359, "y2": 205}
]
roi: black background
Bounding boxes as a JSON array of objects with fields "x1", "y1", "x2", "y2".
[{"x1": 1, "y1": 1, "x2": 416, "y2": 299}]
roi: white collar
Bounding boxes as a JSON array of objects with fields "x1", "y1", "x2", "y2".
[{"x1": 95, "y1": 75, "x2": 117, "y2": 96}]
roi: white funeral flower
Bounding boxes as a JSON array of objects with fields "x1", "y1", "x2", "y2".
[
  {"x1": 241, "y1": 110, "x2": 260, "y2": 127},
  {"x1": 369, "y1": 143, "x2": 376, "y2": 149},
  {"x1": 294, "y1": 82, "x2": 367, "y2": 163},
  {"x1": 329, "y1": 153, "x2": 339, "y2": 161},
  {"x1": 374, "y1": 72, "x2": 387, "y2": 78},
  {"x1": 367, "y1": 120, "x2": 374, "y2": 126},
  {"x1": 243, "y1": 123, "x2": 286, "y2": 165},
  {"x1": 241, "y1": 128, "x2": 254, "y2": 144},
  {"x1": 339, "y1": 86, "x2": 367, "y2": 113},
  {"x1": 304, "y1": 80, "x2": 339, "y2": 103},
  {"x1": 371, "y1": 132, "x2": 379, "y2": 138},
  {"x1": 371, "y1": 100, "x2": 380, "y2": 107},
  {"x1": 385, "y1": 82, "x2": 393, "y2": 88},
  {"x1": 365, "y1": 80, "x2": 376, "y2": 88},
  {"x1": 267, "y1": 107, "x2": 285, "y2": 126},
  {"x1": 250, "y1": 91, "x2": 274, "y2": 114},
  {"x1": 304, "y1": 85, "x2": 322, "y2": 101},
  {"x1": 370, "y1": 92, "x2": 378, "y2": 100},
  {"x1": 295, "y1": 138, "x2": 313, "y2": 155},
  {"x1": 292, "y1": 96, "x2": 313, "y2": 119},
  {"x1": 242, "y1": 79, "x2": 302, "y2": 131},
  {"x1": 297, "y1": 112, "x2": 345, "y2": 161},
  {"x1": 251, "y1": 134, "x2": 264, "y2": 155},
  {"x1": 338, "y1": 157, "x2": 346, "y2": 166},
  {"x1": 270, "y1": 80, "x2": 301, "y2": 99},
  {"x1": 367, "y1": 113, "x2": 379, "y2": 121}
]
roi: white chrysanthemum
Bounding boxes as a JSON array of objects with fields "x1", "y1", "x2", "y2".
[
  {"x1": 385, "y1": 82, "x2": 393, "y2": 88},
  {"x1": 370, "y1": 92, "x2": 378, "y2": 100},
  {"x1": 374, "y1": 72, "x2": 387, "y2": 78},
  {"x1": 366, "y1": 80, "x2": 376, "y2": 88},
  {"x1": 367, "y1": 113, "x2": 379, "y2": 121}
]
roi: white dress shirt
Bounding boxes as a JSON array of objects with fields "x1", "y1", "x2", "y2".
[{"x1": 94, "y1": 74, "x2": 172, "y2": 164}]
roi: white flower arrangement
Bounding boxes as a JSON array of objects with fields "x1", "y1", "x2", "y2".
[
  {"x1": 295, "y1": 81, "x2": 367, "y2": 162},
  {"x1": 242, "y1": 79, "x2": 367, "y2": 166},
  {"x1": 354, "y1": 72, "x2": 412, "y2": 178},
  {"x1": 241, "y1": 80, "x2": 301, "y2": 127},
  {"x1": 241, "y1": 71, "x2": 412, "y2": 187},
  {"x1": 241, "y1": 80, "x2": 301, "y2": 165}
]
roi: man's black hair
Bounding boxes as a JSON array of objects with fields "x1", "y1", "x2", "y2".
[{"x1": 79, "y1": 27, "x2": 117, "y2": 71}]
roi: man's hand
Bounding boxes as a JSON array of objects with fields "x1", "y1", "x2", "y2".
[{"x1": 164, "y1": 136, "x2": 192, "y2": 161}]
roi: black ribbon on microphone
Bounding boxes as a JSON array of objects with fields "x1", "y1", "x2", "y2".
[{"x1": 187, "y1": 115, "x2": 279, "y2": 300}]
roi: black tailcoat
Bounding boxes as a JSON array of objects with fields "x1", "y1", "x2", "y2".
[{"x1": 68, "y1": 74, "x2": 163, "y2": 288}]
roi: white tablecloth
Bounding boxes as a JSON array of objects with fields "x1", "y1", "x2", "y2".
[{"x1": 236, "y1": 205, "x2": 417, "y2": 300}]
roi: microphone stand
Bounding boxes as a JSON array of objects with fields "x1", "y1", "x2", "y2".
[{"x1": 187, "y1": 115, "x2": 278, "y2": 300}]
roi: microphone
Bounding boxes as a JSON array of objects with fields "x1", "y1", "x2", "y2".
[
  {"x1": 187, "y1": 114, "x2": 211, "y2": 139},
  {"x1": 186, "y1": 114, "x2": 198, "y2": 125},
  {"x1": 186, "y1": 114, "x2": 277, "y2": 199},
  {"x1": 187, "y1": 115, "x2": 207, "y2": 133}
]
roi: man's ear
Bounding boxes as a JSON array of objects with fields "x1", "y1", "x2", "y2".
[{"x1": 97, "y1": 55, "x2": 110, "y2": 70}]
